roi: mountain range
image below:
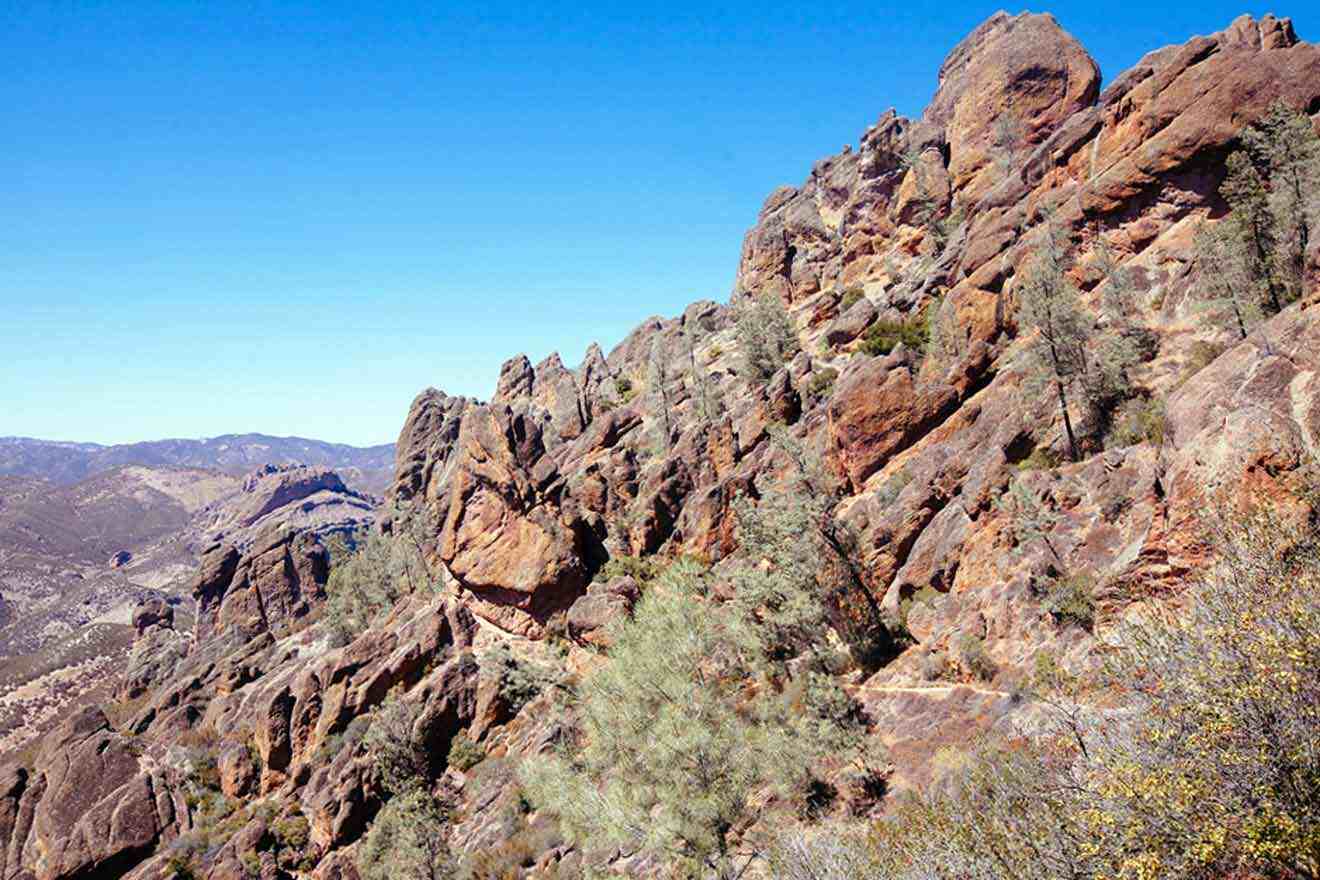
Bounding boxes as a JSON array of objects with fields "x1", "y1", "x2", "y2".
[{"x1": 0, "y1": 434, "x2": 395, "y2": 494}]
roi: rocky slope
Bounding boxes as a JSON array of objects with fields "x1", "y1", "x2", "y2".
[
  {"x1": 2, "y1": 11, "x2": 1319, "y2": 880},
  {"x1": 0, "y1": 465, "x2": 376, "y2": 763}
]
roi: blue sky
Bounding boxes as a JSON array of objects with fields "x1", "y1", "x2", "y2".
[{"x1": 3, "y1": 1, "x2": 1310, "y2": 446}]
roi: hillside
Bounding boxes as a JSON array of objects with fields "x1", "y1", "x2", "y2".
[
  {"x1": 3, "y1": 11, "x2": 1320, "y2": 880},
  {"x1": 0, "y1": 435, "x2": 396, "y2": 495},
  {"x1": 0, "y1": 465, "x2": 377, "y2": 761}
]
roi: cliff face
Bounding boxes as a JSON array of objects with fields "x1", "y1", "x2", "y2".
[{"x1": 4, "y1": 12, "x2": 1320, "y2": 880}]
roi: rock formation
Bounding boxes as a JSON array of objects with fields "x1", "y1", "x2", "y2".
[{"x1": 3, "y1": 12, "x2": 1319, "y2": 879}]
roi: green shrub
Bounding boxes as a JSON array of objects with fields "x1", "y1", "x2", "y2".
[
  {"x1": 315, "y1": 714, "x2": 370, "y2": 763},
  {"x1": 875, "y1": 467, "x2": 912, "y2": 506},
  {"x1": 594, "y1": 553, "x2": 659, "y2": 584},
  {"x1": 239, "y1": 851, "x2": 262, "y2": 878},
  {"x1": 614, "y1": 376, "x2": 638, "y2": 403},
  {"x1": 860, "y1": 318, "x2": 928, "y2": 357},
  {"x1": 735, "y1": 293, "x2": 800, "y2": 385},
  {"x1": 184, "y1": 747, "x2": 221, "y2": 793},
  {"x1": 1177, "y1": 339, "x2": 1228, "y2": 387},
  {"x1": 479, "y1": 642, "x2": 556, "y2": 713},
  {"x1": 840, "y1": 286, "x2": 866, "y2": 311},
  {"x1": 447, "y1": 732, "x2": 485, "y2": 772},
  {"x1": 166, "y1": 852, "x2": 198, "y2": 880},
  {"x1": 465, "y1": 818, "x2": 566, "y2": 880},
  {"x1": 272, "y1": 814, "x2": 309, "y2": 850},
  {"x1": 1105, "y1": 396, "x2": 1167, "y2": 449},
  {"x1": 806, "y1": 367, "x2": 838, "y2": 401},
  {"x1": 1016, "y1": 445, "x2": 1062, "y2": 472},
  {"x1": 1042, "y1": 574, "x2": 1096, "y2": 631},
  {"x1": 955, "y1": 635, "x2": 997, "y2": 682},
  {"x1": 919, "y1": 650, "x2": 950, "y2": 682},
  {"x1": 323, "y1": 514, "x2": 437, "y2": 646},
  {"x1": 358, "y1": 790, "x2": 453, "y2": 880}
]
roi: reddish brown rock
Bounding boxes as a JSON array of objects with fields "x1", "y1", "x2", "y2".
[
  {"x1": 924, "y1": 12, "x2": 1100, "y2": 204},
  {"x1": 828, "y1": 361, "x2": 959, "y2": 491}
]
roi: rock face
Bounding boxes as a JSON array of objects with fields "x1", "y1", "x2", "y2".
[
  {"x1": 192, "y1": 524, "x2": 330, "y2": 642},
  {"x1": 200, "y1": 464, "x2": 375, "y2": 549},
  {"x1": 6, "y1": 13, "x2": 1320, "y2": 880},
  {"x1": 1, "y1": 707, "x2": 172, "y2": 880},
  {"x1": 926, "y1": 12, "x2": 1101, "y2": 204},
  {"x1": 130, "y1": 597, "x2": 174, "y2": 636}
]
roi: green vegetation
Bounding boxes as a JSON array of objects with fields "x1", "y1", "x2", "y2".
[
  {"x1": 594, "y1": 551, "x2": 661, "y2": 584},
  {"x1": 1015, "y1": 211, "x2": 1140, "y2": 461},
  {"x1": 771, "y1": 497, "x2": 1320, "y2": 880},
  {"x1": 355, "y1": 694, "x2": 455, "y2": 880},
  {"x1": 734, "y1": 292, "x2": 800, "y2": 385},
  {"x1": 995, "y1": 476, "x2": 1066, "y2": 572},
  {"x1": 478, "y1": 641, "x2": 559, "y2": 713},
  {"x1": 323, "y1": 510, "x2": 438, "y2": 646},
  {"x1": 1105, "y1": 394, "x2": 1167, "y2": 449},
  {"x1": 839, "y1": 285, "x2": 865, "y2": 311},
  {"x1": 358, "y1": 790, "x2": 454, "y2": 880},
  {"x1": 805, "y1": 366, "x2": 838, "y2": 402},
  {"x1": 1196, "y1": 101, "x2": 1320, "y2": 337},
  {"x1": 859, "y1": 317, "x2": 928, "y2": 357},
  {"x1": 1041, "y1": 572, "x2": 1097, "y2": 631},
  {"x1": 315, "y1": 714, "x2": 370, "y2": 763},
  {"x1": 953, "y1": 634, "x2": 997, "y2": 682},
  {"x1": 874, "y1": 467, "x2": 912, "y2": 507},
  {"x1": 924, "y1": 293, "x2": 962, "y2": 367},
  {"x1": 446, "y1": 731, "x2": 484, "y2": 772},
  {"x1": 1015, "y1": 444, "x2": 1063, "y2": 472},
  {"x1": 522, "y1": 552, "x2": 880, "y2": 880},
  {"x1": 613, "y1": 376, "x2": 637, "y2": 403}
]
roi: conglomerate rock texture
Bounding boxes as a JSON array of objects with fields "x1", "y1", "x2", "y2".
[{"x1": 4, "y1": 12, "x2": 1320, "y2": 879}]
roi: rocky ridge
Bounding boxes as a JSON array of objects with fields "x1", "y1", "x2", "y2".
[{"x1": 2, "y1": 12, "x2": 1319, "y2": 879}]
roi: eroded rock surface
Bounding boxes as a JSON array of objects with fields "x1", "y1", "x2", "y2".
[{"x1": 6, "y1": 13, "x2": 1320, "y2": 880}]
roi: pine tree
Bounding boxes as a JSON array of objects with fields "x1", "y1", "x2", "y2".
[
  {"x1": 647, "y1": 338, "x2": 674, "y2": 454},
  {"x1": 357, "y1": 696, "x2": 455, "y2": 880},
  {"x1": 682, "y1": 323, "x2": 718, "y2": 425},
  {"x1": 521, "y1": 558, "x2": 874, "y2": 880},
  {"x1": 1016, "y1": 215, "x2": 1138, "y2": 460},
  {"x1": 358, "y1": 790, "x2": 454, "y2": 880},
  {"x1": 1222, "y1": 150, "x2": 1284, "y2": 313},
  {"x1": 1193, "y1": 219, "x2": 1266, "y2": 339},
  {"x1": 1015, "y1": 219, "x2": 1089, "y2": 461},
  {"x1": 1244, "y1": 101, "x2": 1320, "y2": 301}
]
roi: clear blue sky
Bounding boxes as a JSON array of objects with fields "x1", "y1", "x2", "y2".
[{"x1": 3, "y1": 1, "x2": 1309, "y2": 446}]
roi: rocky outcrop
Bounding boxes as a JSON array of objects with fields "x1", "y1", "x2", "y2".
[
  {"x1": 131, "y1": 597, "x2": 174, "y2": 636},
  {"x1": 3, "y1": 707, "x2": 171, "y2": 880},
  {"x1": 8, "y1": 12, "x2": 1320, "y2": 880},
  {"x1": 192, "y1": 523, "x2": 329, "y2": 643},
  {"x1": 201, "y1": 464, "x2": 375, "y2": 550}
]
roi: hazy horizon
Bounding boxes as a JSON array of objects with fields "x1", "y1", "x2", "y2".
[
  {"x1": 1, "y1": 431, "x2": 397, "y2": 449},
  {"x1": 6, "y1": 0, "x2": 1311, "y2": 446}
]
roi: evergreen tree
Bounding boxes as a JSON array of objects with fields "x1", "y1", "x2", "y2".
[
  {"x1": 1244, "y1": 101, "x2": 1320, "y2": 301},
  {"x1": 1016, "y1": 215, "x2": 1139, "y2": 460},
  {"x1": 647, "y1": 337, "x2": 675, "y2": 454},
  {"x1": 1193, "y1": 219, "x2": 1266, "y2": 339},
  {"x1": 1015, "y1": 221, "x2": 1090, "y2": 462},
  {"x1": 521, "y1": 559, "x2": 873, "y2": 880},
  {"x1": 358, "y1": 790, "x2": 454, "y2": 880},
  {"x1": 1222, "y1": 150, "x2": 1284, "y2": 313}
]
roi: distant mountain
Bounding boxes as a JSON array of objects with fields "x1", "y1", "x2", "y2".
[{"x1": 0, "y1": 433, "x2": 395, "y2": 494}]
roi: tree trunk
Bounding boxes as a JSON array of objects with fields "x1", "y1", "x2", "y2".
[{"x1": 1056, "y1": 380, "x2": 1079, "y2": 462}]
